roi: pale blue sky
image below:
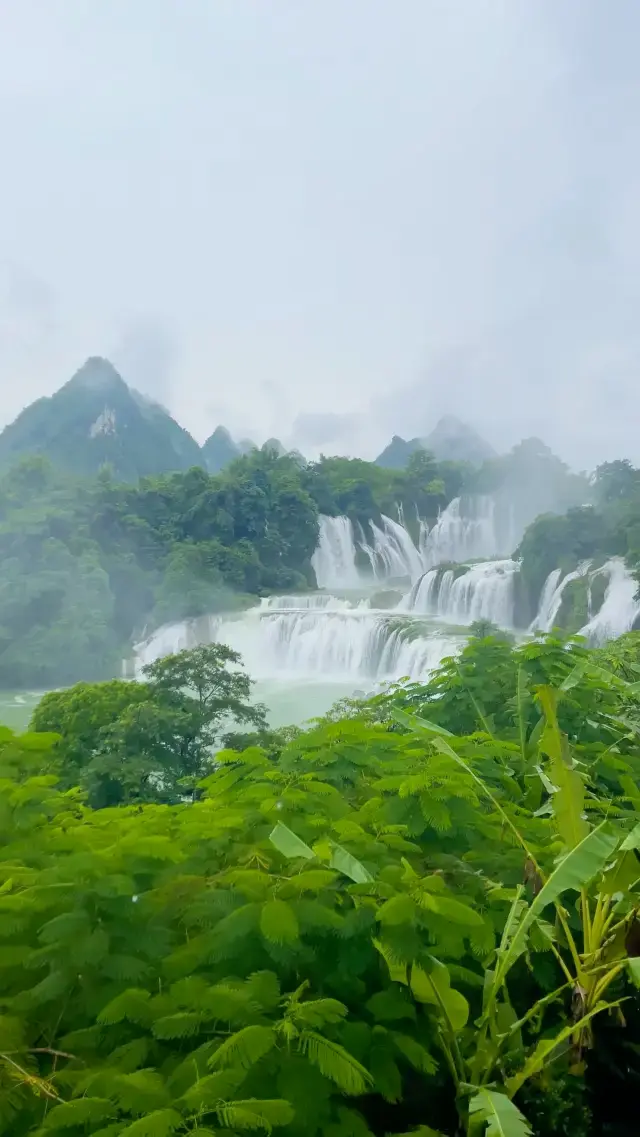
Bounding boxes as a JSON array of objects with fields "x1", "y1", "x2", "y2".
[{"x1": 0, "y1": 1, "x2": 638, "y2": 467}]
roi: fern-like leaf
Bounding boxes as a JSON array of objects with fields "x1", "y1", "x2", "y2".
[
  {"x1": 298, "y1": 1031, "x2": 373, "y2": 1095},
  {"x1": 118, "y1": 1109, "x2": 184, "y2": 1137},
  {"x1": 208, "y1": 1025, "x2": 276, "y2": 1071}
]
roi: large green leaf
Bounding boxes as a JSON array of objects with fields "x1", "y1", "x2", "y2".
[
  {"x1": 269, "y1": 822, "x2": 315, "y2": 861},
  {"x1": 330, "y1": 843, "x2": 373, "y2": 884},
  {"x1": 468, "y1": 1090, "x2": 532, "y2": 1137},
  {"x1": 493, "y1": 824, "x2": 619, "y2": 990},
  {"x1": 506, "y1": 1000, "x2": 622, "y2": 1095},
  {"x1": 298, "y1": 1030, "x2": 373, "y2": 1095},
  {"x1": 208, "y1": 1024, "x2": 276, "y2": 1070},
  {"x1": 537, "y1": 687, "x2": 588, "y2": 849},
  {"x1": 410, "y1": 959, "x2": 469, "y2": 1033},
  {"x1": 392, "y1": 708, "x2": 454, "y2": 737}
]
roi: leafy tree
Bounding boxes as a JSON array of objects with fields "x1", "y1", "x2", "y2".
[{"x1": 32, "y1": 645, "x2": 268, "y2": 807}]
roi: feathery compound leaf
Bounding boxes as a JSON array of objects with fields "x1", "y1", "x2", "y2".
[
  {"x1": 269, "y1": 822, "x2": 315, "y2": 861},
  {"x1": 181, "y1": 1069, "x2": 246, "y2": 1110},
  {"x1": 378, "y1": 894, "x2": 417, "y2": 926},
  {"x1": 119, "y1": 1109, "x2": 183, "y2": 1137},
  {"x1": 208, "y1": 1024, "x2": 276, "y2": 1071},
  {"x1": 299, "y1": 1030, "x2": 373, "y2": 1095},
  {"x1": 260, "y1": 899, "x2": 299, "y2": 945},
  {"x1": 97, "y1": 988, "x2": 152, "y2": 1026},
  {"x1": 220, "y1": 1099, "x2": 295, "y2": 1132},
  {"x1": 468, "y1": 1090, "x2": 532, "y2": 1137},
  {"x1": 290, "y1": 998, "x2": 348, "y2": 1027},
  {"x1": 43, "y1": 1098, "x2": 115, "y2": 1129},
  {"x1": 278, "y1": 869, "x2": 338, "y2": 896},
  {"x1": 245, "y1": 970, "x2": 281, "y2": 1010},
  {"x1": 152, "y1": 1011, "x2": 202, "y2": 1039}
]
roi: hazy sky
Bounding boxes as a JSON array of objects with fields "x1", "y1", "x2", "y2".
[{"x1": 1, "y1": 1, "x2": 639, "y2": 468}]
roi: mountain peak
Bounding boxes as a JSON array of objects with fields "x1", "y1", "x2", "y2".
[
  {"x1": 0, "y1": 356, "x2": 203, "y2": 480},
  {"x1": 66, "y1": 356, "x2": 128, "y2": 393}
]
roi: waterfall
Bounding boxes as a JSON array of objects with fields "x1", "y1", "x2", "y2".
[
  {"x1": 405, "y1": 559, "x2": 518, "y2": 627},
  {"x1": 420, "y1": 496, "x2": 513, "y2": 568},
  {"x1": 312, "y1": 513, "x2": 426, "y2": 590},
  {"x1": 530, "y1": 563, "x2": 591, "y2": 633},
  {"x1": 362, "y1": 515, "x2": 425, "y2": 581},
  {"x1": 259, "y1": 594, "x2": 353, "y2": 611},
  {"x1": 134, "y1": 595, "x2": 462, "y2": 685},
  {"x1": 311, "y1": 516, "x2": 362, "y2": 590},
  {"x1": 579, "y1": 559, "x2": 640, "y2": 644}
]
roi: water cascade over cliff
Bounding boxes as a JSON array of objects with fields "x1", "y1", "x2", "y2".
[
  {"x1": 420, "y1": 496, "x2": 518, "y2": 568},
  {"x1": 131, "y1": 503, "x2": 640, "y2": 725},
  {"x1": 404, "y1": 560, "x2": 519, "y2": 627},
  {"x1": 529, "y1": 564, "x2": 591, "y2": 633},
  {"x1": 579, "y1": 559, "x2": 640, "y2": 643},
  {"x1": 134, "y1": 596, "x2": 462, "y2": 686}
]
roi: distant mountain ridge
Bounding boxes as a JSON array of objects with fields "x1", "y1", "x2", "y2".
[
  {"x1": 0, "y1": 357, "x2": 204, "y2": 481},
  {"x1": 0, "y1": 361, "x2": 499, "y2": 482},
  {"x1": 375, "y1": 416, "x2": 495, "y2": 469}
]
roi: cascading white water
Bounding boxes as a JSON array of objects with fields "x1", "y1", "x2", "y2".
[
  {"x1": 579, "y1": 559, "x2": 640, "y2": 644},
  {"x1": 420, "y1": 496, "x2": 514, "y2": 568},
  {"x1": 405, "y1": 560, "x2": 518, "y2": 627},
  {"x1": 362, "y1": 515, "x2": 425, "y2": 582},
  {"x1": 259, "y1": 594, "x2": 352, "y2": 611},
  {"x1": 311, "y1": 516, "x2": 362, "y2": 590},
  {"x1": 529, "y1": 563, "x2": 591, "y2": 633},
  {"x1": 312, "y1": 512, "x2": 427, "y2": 590},
  {"x1": 134, "y1": 595, "x2": 462, "y2": 685}
]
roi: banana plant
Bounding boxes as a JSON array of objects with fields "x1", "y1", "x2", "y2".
[{"x1": 394, "y1": 696, "x2": 640, "y2": 1137}]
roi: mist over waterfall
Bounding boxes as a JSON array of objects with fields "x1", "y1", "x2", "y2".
[
  {"x1": 420, "y1": 496, "x2": 518, "y2": 568},
  {"x1": 404, "y1": 560, "x2": 518, "y2": 627},
  {"x1": 311, "y1": 516, "x2": 363, "y2": 590}
]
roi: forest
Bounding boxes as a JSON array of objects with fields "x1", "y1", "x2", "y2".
[{"x1": 3, "y1": 628, "x2": 640, "y2": 1136}]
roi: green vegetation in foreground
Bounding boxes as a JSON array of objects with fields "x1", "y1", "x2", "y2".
[{"x1": 2, "y1": 630, "x2": 640, "y2": 1135}]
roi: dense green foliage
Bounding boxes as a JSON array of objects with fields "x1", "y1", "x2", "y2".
[
  {"x1": 0, "y1": 438, "x2": 468, "y2": 689},
  {"x1": 2, "y1": 632, "x2": 640, "y2": 1136},
  {"x1": 304, "y1": 451, "x2": 468, "y2": 534}
]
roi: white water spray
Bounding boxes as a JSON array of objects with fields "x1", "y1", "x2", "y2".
[
  {"x1": 579, "y1": 559, "x2": 640, "y2": 644},
  {"x1": 405, "y1": 560, "x2": 518, "y2": 627},
  {"x1": 420, "y1": 496, "x2": 516, "y2": 568},
  {"x1": 530, "y1": 563, "x2": 591, "y2": 633}
]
